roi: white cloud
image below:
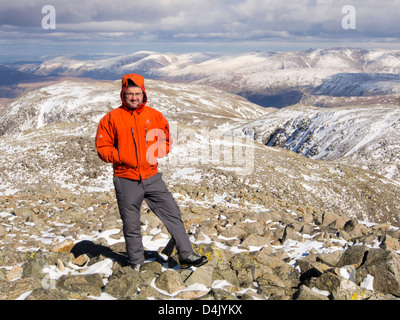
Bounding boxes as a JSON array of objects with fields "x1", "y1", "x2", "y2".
[
  {"x1": 57, "y1": 20, "x2": 146, "y2": 33},
  {"x1": 1, "y1": 0, "x2": 400, "y2": 60},
  {"x1": 2, "y1": 0, "x2": 400, "y2": 36}
]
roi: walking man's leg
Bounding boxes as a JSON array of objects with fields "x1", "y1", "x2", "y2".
[
  {"x1": 114, "y1": 176, "x2": 145, "y2": 266},
  {"x1": 143, "y1": 173, "x2": 208, "y2": 268}
]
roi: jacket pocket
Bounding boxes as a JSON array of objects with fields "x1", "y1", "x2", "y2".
[{"x1": 113, "y1": 128, "x2": 139, "y2": 168}]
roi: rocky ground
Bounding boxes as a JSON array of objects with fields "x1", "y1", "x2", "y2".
[{"x1": 1, "y1": 181, "x2": 400, "y2": 301}]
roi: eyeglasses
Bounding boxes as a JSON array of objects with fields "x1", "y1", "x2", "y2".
[{"x1": 125, "y1": 92, "x2": 143, "y2": 97}]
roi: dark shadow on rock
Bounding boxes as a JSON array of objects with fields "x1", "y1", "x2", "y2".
[
  {"x1": 299, "y1": 267, "x2": 323, "y2": 283},
  {"x1": 71, "y1": 240, "x2": 129, "y2": 266},
  {"x1": 70, "y1": 240, "x2": 168, "y2": 267}
]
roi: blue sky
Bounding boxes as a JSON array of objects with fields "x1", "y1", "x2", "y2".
[{"x1": 1, "y1": 0, "x2": 400, "y2": 61}]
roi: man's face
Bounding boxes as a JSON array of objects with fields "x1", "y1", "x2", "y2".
[{"x1": 124, "y1": 86, "x2": 144, "y2": 110}]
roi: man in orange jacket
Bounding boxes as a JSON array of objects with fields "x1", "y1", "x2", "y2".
[{"x1": 96, "y1": 74, "x2": 208, "y2": 270}]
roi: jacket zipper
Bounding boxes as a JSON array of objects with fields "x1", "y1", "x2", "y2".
[
  {"x1": 131, "y1": 127, "x2": 142, "y2": 181},
  {"x1": 145, "y1": 126, "x2": 149, "y2": 163}
]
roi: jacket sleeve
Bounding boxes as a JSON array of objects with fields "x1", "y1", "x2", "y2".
[
  {"x1": 158, "y1": 114, "x2": 172, "y2": 158},
  {"x1": 95, "y1": 113, "x2": 120, "y2": 164}
]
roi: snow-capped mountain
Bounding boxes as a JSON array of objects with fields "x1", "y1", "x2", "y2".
[
  {"x1": 15, "y1": 48, "x2": 400, "y2": 108},
  {"x1": 0, "y1": 79, "x2": 267, "y2": 137},
  {"x1": 311, "y1": 73, "x2": 400, "y2": 97},
  {"x1": 228, "y1": 104, "x2": 400, "y2": 184},
  {"x1": 18, "y1": 51, "x2": 220, "y2": 80}
]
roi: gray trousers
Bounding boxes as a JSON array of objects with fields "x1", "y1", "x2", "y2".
[{"x1": 113, "y1": 173, "x2": 193, "y2": 265}]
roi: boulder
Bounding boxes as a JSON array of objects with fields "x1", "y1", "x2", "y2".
[
  {"x1": 314, "y1": 270, "x2": 373, "y2": 300},
  {"x1": 0, "y1": 277, "x2": 42, "y2": 300},
  {"x1": 281, "y1": 224, "x2": 303, "y2": 243},
  {"x1": 294, "y1": 285, "x2": 329, "y2": 300},
  {"x1": 104, "y1": 274, "x2": 138, "y2": 298},
  {"x1": 336, "y1": 245, "x2": 368, "y2": 268},
  {"x1": 379, "y1": 234, "x2": 400, "y2": 251},
  {"x1": 184, "y1": 265, "x2": 213, "y2": 288},
  {"x1": 220, "y1": 225, "x2": 247, "y2": 240},
  {"x1": 50, "y1": 239, "x2": 75, "y2": 253},
  {"x1": 57, "y1": 273, "x2": 104, "y2": 297},
  {"x1": 356, "y1": 249, "x2": 400, "y2": 297},
  {"x1": 154, "y1": 270, "x2": 186, "y2": 295},
  {"x1": 240, "y1": 233, "x2": 270, "y2": 248},
  {"x1": 321, "y1": 212, "x2": 347, "y2": 229}
]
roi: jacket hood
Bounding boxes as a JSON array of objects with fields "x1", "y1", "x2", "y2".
[{"x1": 120, "y1": 73, "x2": 148, "y2": 109}]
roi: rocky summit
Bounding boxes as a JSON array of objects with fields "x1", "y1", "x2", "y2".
[
  {"x1": 1, "y1": 188, "x2": 400, "y2": 301},
  {"x1": 0, "y1": 78, "x2": 400, "y2": 301}
]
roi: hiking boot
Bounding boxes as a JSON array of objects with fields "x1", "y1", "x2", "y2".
[{"x1": 179, "y1": 253, "x2": 208, "y2": 269}]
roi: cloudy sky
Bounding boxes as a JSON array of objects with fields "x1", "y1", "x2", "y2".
[{"x1": 1, "y1": 0, "x2": 399, "y2": 61}]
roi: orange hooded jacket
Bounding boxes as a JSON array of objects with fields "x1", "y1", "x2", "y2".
[{"x1": 96, "y1": 74, "x2": 171, "y2": 181}]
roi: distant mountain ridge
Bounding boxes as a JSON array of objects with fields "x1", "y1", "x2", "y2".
[{"x1": 7, "y1": 47, "x2": 400, "y2": 108}]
